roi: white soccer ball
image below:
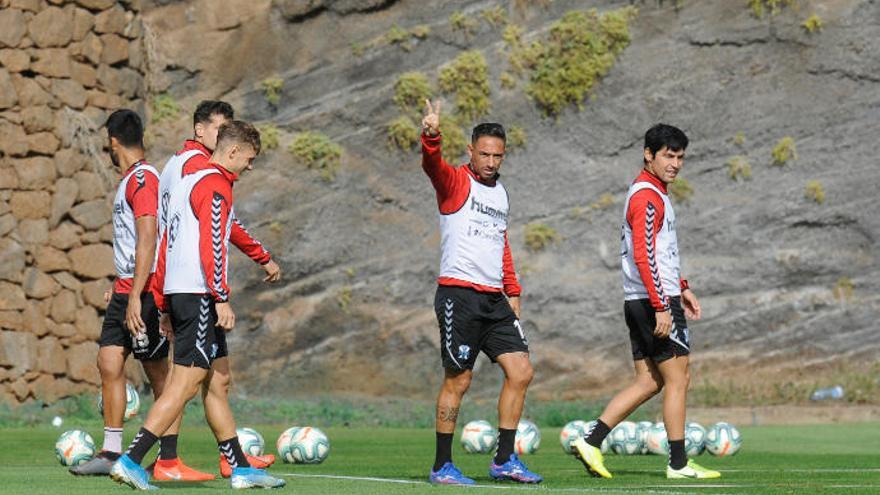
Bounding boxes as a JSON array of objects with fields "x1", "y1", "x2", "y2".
[
  {"x1": 646, "y1": 422, "x2": 668, "y2": 455},
  {"x1": 55, "y1": 429, "x2": 96, "y2": 466},
  {"x1": 277, "y1": 426, "x2": 330, "y2": 464},
  {"x1": 461, "y1": 420, "x2": 497, "y2": 454},
  {"x1": 559, "y1": 420, "x2": 587, "y2": 454},
  {"x1": 609, "y1": 421, "x2": 641, "y2": 455},
  {"x1": 236, "y1": 427, "x2": 265, "y2": 457},
  {"x1": 97, "y1": 382, "x2": 140, "y2": 422},
  {"x1": 584, "y1": 420, "x2": 611, "y2": 454},
  {"x1": 706, "y1": 422, "x2": 742, "y2": 457},
  {"x1": 514, "y1": 419, "x2": 541, "y2": 455},
  {"x1": 636, "y1": 421, "x2": 653, "y2": 454},
  {"x1": 685, "y1": 422, "x2": 707, "y2": 456},
  {"x1": 52, "y1": 416, "x2": 63, "y2": 428}
]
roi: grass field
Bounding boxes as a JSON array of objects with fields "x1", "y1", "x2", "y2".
[{"x1": 2, "y1": 423, "x2": 878, "y2": 494}]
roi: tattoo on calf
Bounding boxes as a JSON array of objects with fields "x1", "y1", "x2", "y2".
[{"x1": 437, "y1": 405, "x2": 460, "y2": 423}]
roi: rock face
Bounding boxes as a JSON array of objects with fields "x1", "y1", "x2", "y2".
[
  {"x1": 137, "y1": 0, "x2": 879, "y2": 403},
  {"x1": 0, "y1": 0, "x2": 146, "y2": 404}
]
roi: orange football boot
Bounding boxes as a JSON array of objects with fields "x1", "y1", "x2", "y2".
[
  {"x1": 152, "y1": 458, "x2": 215, "y2": 481},
  {"x1": 219, "y1": 454, "x2": 276, "y2": 478}
]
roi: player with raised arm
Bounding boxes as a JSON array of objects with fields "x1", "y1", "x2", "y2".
[
  {"x1": 572, "y1": 124, "x2": 720, "y2": 480},
  {"x1": 421, "y1": 100, "x2": 542, "y2": 485},
  {"x1": 110, "y1": 121, "x2": 285, "y2": 490}
]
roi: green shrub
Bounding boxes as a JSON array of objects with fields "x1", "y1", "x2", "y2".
[
  {"x1": 288, "y1": 131, "x2": 343, "y2": 182},
  {"x1": 513, "y1": 7, "x2": 638, "y2": 116},
  {"x1": 802, "y1": 14, "x2": 823, "y2": 33},
  {"x1": 150, "y1": 93, "x2": 179, "y2": 123},
  {"x1": 733, "y1": 131, "x2": 746, "y2": 146},
  {"x1": 668, "y1": 177, "x2": 694, "y2": 203},
  {"x1": 385, "y1": 24, "x2": 410, "y2": 45},
  {"x1": 449, "y1": 10, "x2": 478, "y2": 36},
  {"x1": 439, "y1": 50, "x2": 491, "y2": 121},
  {"x1": 749, "y1": 0, "x2": 797, "y2": 18},
  {"x1": 524, "y1": 222, "x2": 560, "y2": 251},
  {"x1": 727, "y1": 156, "x2": 752, "y2": 181},
  {"x1": 393, "y1": 72, "x2": 432, "y2": 116},
  {"x1": 351, "y1": 42, "x2": 366, "y2": 57},
  {"x1": 411, "y1": 24, "x2": 431, "y2": 39},
  {"x1": 506, "y1": 125, "x2": 526, "y2": 151},
  {"x1": 832, "y1": 277, "x2": 854, "y2": 301},
  {"x1": 337, "y1": 286, "x2": 353, "y2": 313},
  {"x1": 386, "y1": 116, "x2": 420, "y2": 151},
  {"x1": 591, "y1": 192, "x2": 615, "y2": 210},
  {"x1": 771, "y1": 136, "x2": 797, "y2": 166},
  {"x1": 261, "y1": 77, "x2": 284, "y2": 106},
  {"x1": 503, "y1": 23, "x2": 524, "y2": 47},
  {"x1": 805, "y1": 180, "x2": 825, "y2": 204},
  {"x1": 257, "y1": 123, "x2": 280, "y2": 150},
  {"x1": 480, "y1": 5, "x2": 507, "y2": 28},
  {"x1": 500, "y1": 71, "x2": 517, "y2": 89}
]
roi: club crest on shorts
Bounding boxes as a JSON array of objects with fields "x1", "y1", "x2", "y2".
[
  {"x1": 457, "y1": 344, "x2": 471, "y2": 360},
  {"x1": 211, "y1": 343, "x2": 219, "y2": 359}
]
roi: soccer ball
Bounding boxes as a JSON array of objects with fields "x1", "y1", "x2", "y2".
[
  {"x1": 514, "y1": 420, "x2": 540, "y2": 455},
  {"x1": 55, "y1": 430, "x2": 96, "y2": 466},
  {"x1": 685, "y1": 422, "x2": 707, "y2": 456},
  {"x1": 584, "y1": 420, "x2": 611, "y2": 453},
  {"x1": 277, "y1": 426, "x2": 330, "y2": 464},
  {"x1": 706, "y1": 422, "x2": 742, "y2": 457},
  {"x1": 236, "y1": 427, "x2": 265, "y2": 456},
  {"x1": 559, "y1": 420, "x2": 587, "y2": 454},
  {"x1": 636, "y1": 421, "x2": 653, "y2": 454},
  {"x1": 461, "y1": 420, "x2": 497, "y2": 454},
  {"x1": 608, "y1": 421, "x2": 641, "y2": 455},
  {"x1": 97, "y1": 382, "x2": 140, "y2": 422},
  {"x1": 646, "y1": 422, "x2": 668, "y2": 455}
]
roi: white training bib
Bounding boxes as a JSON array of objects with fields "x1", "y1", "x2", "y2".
[
  {"x1": 621, "y1": 181, "x2": 681, "y2": 301},
  {"x1": 438, "y1": 175, "x2": 509, "y2": 288},
  {"x1": 157, "y1": 148, "x2": 206, "y2": 237},
  {"x1": 112, "y1": 162, "x2": 159, "y2": 279},
  {"x1": 163, "y1": 168, "x2": 232, "y2": 296}
]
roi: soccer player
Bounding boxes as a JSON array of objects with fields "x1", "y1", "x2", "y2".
[
  {"x1": 155, "y1": 100, "x2": 279, "y2": 479},
  {"x1": 110, "y1": 121, "x2": 285, "y2": 490},
  {"x1": 421, "y1": 100, "x2": 542, "y2": 485},
  {"x1": 572, "y1": 124, "x2": 720, "y2": 480},
  {"x1": 70, "y1": 110, "x2": 207, "y2": 478}
]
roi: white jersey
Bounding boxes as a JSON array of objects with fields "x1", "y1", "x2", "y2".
[
  {"x1": 621, "y1": 181, "x2": 681, "y2": 302},
  {"x1": 112, "y1": 162, "x2": 159, "y2": 278},
  {"x1": 158, "y1": 148, "x2": 206, "y2": 237},
  {"x1": 163, "y1": 168, "x2": 232, "y2": 296},
  {"x1": 438, "y1": 175, "x2": 509, "y2": 288}
]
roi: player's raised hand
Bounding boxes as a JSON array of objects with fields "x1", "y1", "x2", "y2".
[{"x1": 422, "y1": 99, "x2": 441, "y2": 137}]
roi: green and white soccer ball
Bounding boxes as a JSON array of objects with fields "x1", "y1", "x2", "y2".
[
  {"x1": 646, "y1": 422, "x2": 668, "y2": 455},
  {"x1": 514, "y1": 419, "x2": 541, "y2": 455},
  {"x1": 461, "y1": 420, "x2": 497, "y2": 454},
  {"x1": 609, "y1": 421, "x2": 641, "y2": 455},
  {"x1": 685, "y1": 422, "x2": 707, "y2": 456},
  {"x1": 585, "y1": 420, "x2": 611, "y2": 454},
  {"x1": 706, "y1": 422, "x2": 742, "y2": 457},
  {"x1": 96, "y1": 382, "x2": 140, "y2": 422},
  {"x1": 559, "y1": 420, "x2": 587, "y2": 454},
  {"x1": 636, "y1": 421, "x2": 654, "y2": 455},
  {"x1": 277, "y1": 426, "x2": 330, "y2": 464},
  {"x1": 55, "y1": 429, "x2": 96, "y2": 466},
  {"x1": 236, "y1": 427, "x2": 265, "y2": 456}
]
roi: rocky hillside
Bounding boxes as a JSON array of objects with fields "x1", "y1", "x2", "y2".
[{"x1": 3, "y1": 0, "x2": 876, "y2": 406}]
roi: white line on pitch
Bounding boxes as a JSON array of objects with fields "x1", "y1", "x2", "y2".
[{"x1": 722, "y1": 468, "x2": 880, "y2": 473}]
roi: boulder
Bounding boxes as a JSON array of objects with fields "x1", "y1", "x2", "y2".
[
  {"x1": 0, "y1": 120, "x2": 27, "y2": 156},
  {"x1": 69, "y1": 243, "x2": 114, "y2": 279},
  {"x1": 55, "y1": 148, "x2": 88, "y2": 177},
  {"x1": 0, "y1": 214, "x2": 16, "y2": 237},
  {"x1": 0, "y1": 49, "x2": 30, "y2": 72},
  {"x1": 20, "y1": 302, "x2": 48, "y2": 337},
  {"x1": 0, "y1": 68, "x2": 16, "y2": 109},
  {"x1": 76, "y1": 0, "x2": 116, "y2": 10},
  {"x1": 100, "y1": 33, "x2": 128, "y2": 65},
  {"x1": 28, "y1": 6, "x2": 73, "y2": 48},
  {"x1": 0, "y1": 238, "x2": 25, "y2": 283},
  {"x1": 31, "y1": 48, "x2": 72, "y2": 78},
  {"x1": 72, "y1": 8, "x2": 94, "y2": 41},
  {"x1": 21, "y1": 105, "x2": 54, "y2": 133},
  {"x1": 70, "y1": 61, "x2": 97, "y2": 88},
  {"x1": 49, "y1": 178, "x2": 79, "y2": 227},
  {"x1": 0, "y1": 9, "x2": 27, "y2": 48},
  {"x1": 0, "y1": 329, "x2": 36, "y2": 371},
  {"x1": 9, "y1": 190, "x2": 51, "y2": 219},
  {"x1": 11, "y1": 73, "x2": 54, "y2": 106},
  {"x1": 53, "y1": 271, "x2": 82, "y2": 292},
  {"x1": 35, "y1": 246, "x2": 71, "y2": 272},
  {"x1": 52, "y1": 78, "x2": 88, "y2": 109},
  {"x1": 74, "y1": 305, "x2": 101, "y2": 340},
  {"x1": 24, "y1": 132, "x2": 61, "y2": 156},
  {"x1": 36, "y1": 336, "x2": 67, "y2": 374},
  {"x1": 0, "y1": 283, "x2": 26, "y2": 310},
  {"x1": 29, "y1": 373, "x2": 67, "y2": 402},
  {"x1": 50, "y1": 289, "x2": 77, "y2": 323},
  {"x1": 14, "y1": 156, "x2": 57, "y2": 189},
  {"x1": 66, "y1": 341, "x2": 100, "y2": 385},
  {"x1": 9, "y1": 0, "x2": 41, "y2": 13},
  {"x1": 23, "y1": 267, "x2": 60, "y2": 299},
  {"x1": 82, "y1": 278, "x2": 110, "y2": 308},
  {"x1": 10, "y1": 377, "x2": 30, "y2": 401},
  {"x1": 16, "y1": 218, "x2": 49, "y2": 244},
  {"x1": 70, "y1": 198, "x2": 111, "y2": 230},
  {"x1": 0, "y1": 310, "x2": 22, "y2": 331},
  {"x1": 94, "y1": 5, "x2": 127, "y2": 35},
  {"x1": 49, "y1": 221, "x2": 83, "y2": 250}
]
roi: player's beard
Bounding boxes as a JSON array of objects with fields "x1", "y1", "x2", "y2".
[{"x1": 109, "y1": 148, "x2": 120, "y2": 168}]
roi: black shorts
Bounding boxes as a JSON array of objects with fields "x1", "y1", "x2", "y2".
[
  {"x1": 625, "y1": 296, "x2": 690, "y2": 363},
  {"x1": 167, "y1": 294, "x2": 228, "y2": 370},
  {"x1": 99, "y1": 292, "x2": 168, "y2": 361},
  {"x1": 434, "y1": 285, "x2": 529, "y2": 371}
]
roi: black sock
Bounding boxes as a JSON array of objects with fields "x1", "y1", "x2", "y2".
[
  {"x1": 159, "y1": 434, "x2": 178, "y2": 460},
  {"x1": 125, "y1": 427, "x2": 159, "y2": 465},
  {"x1": 219, "y1": 437, "x2": 251, "y2": 469},
  {"x1": 668, "y1": 439, "x2": 687, "y2": 469},
  {"x1": 586, "y1": 419, "x2": 611, "y2": 448},
  {"x1": 494, "y1": 428, "x2": 517, "y2": 464},
  {"x1": 99, "y1": 451, "x2": 121, "y2": 461},
  {"x1": 433, "y1": 432, "x2": 454, "y2": 472}
]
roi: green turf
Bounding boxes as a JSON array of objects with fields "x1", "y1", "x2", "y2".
[{"x1": 2, "y1": 423, "x2": 878, "y2": 494}]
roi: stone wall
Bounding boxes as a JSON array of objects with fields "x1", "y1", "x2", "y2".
[{"x1": 0, "y1": 0, "x2": 147, "y2": 404}]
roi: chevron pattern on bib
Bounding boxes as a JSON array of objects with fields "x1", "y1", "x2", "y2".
[
  {"x1": 645, "y1": 203, "x2": 668, "y2": 309},
  {"x1": 210, "y1": 192, "x2": 228, "y2": 302}
]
